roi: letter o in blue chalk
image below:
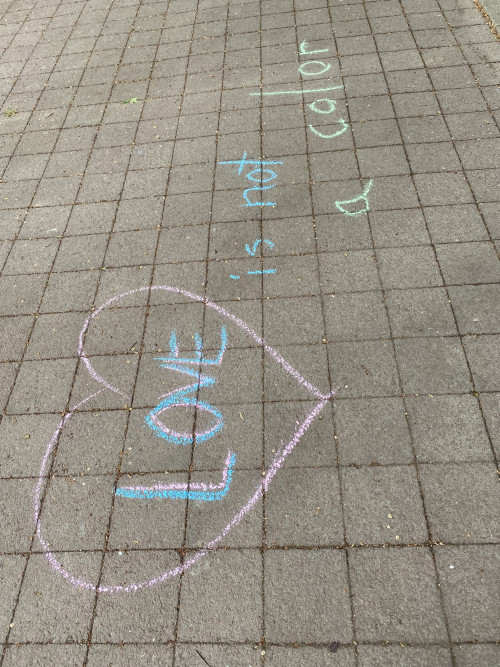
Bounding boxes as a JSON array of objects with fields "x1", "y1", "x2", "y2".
[
  {"x1": 246, "y1": 168, "x2": 277, "y2": 183},
  {"x1": 146, "y1": 397, "x2": 224, "y2": 446},
  {"x1": 298, "y1": 60, "x2": 331, "y2": 76},
  {"x1": 308, "y1": 98, "x2": 336, "y2": 114}
]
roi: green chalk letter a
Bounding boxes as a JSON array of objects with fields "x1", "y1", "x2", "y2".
[{"x1": 335, "y1": 179, "x2": 373, "y2": 217}]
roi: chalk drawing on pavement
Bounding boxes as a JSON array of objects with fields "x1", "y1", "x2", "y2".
[
  {"x1": 249, "y1": 85, "x2": 342, "y2": 97},
  {"x1": 116, "y1": 450, "x2": 235, "y2": 501},
  {"x1": 145, "y1": 327, "x2": 227, "y2": 446},
  {"x1": 307, "y1": 99, "x2": 337, "y2": 114},
  {"x1": 298, "y1": 60, "x2": 332, "y2": 76},
  {"x1": 229, "y1": 239, "x2": 276, "y2": 280},
  {"x1": 309, "y1": 118, "x2": 349, "y2": 139},
  {"x1": 218, "y1": 152, "x2": 283, "y2": 207},
  {"x1": 245, "y1": 239, "x2": 275, "y2": 256},
  {"x1": 335, "y1": 179, "x2": 373, "y2": 216},
  {"x1": 35, "y1": 286, "x2": 335, "y2": 594},
  {"x1": 298, "y1": 40, "x2": 330, "y2": 56}
]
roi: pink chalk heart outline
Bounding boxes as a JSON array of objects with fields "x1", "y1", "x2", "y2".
[{"x1": 35, "y1": 286, "x2": 335, "y2": 593}]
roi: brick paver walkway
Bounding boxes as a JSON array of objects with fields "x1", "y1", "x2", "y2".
[{"x1": 0, "y1": 0, "x2": 499, "y2": 665}]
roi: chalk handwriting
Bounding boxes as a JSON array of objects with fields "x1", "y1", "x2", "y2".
[
  {"x1": 245, "y1": 238, "x2": 275, "y2": 256},
  {"x1": 249, "y1": 42, "x2": 348, "y2": 144},
  {"x1": 249, "y1": 85, "x2": 342, "y2": 97},
  {"x1": 229, "y1": 239, "x2": 276, "y2": 280},
  {"x1": 308, "y1": 99, "x2": 337, "y2": 114},
  {"x1": 335, "y1": 179, "x2": 373, "y2": 216},
  {"x1": 248, "y1": 269, "x2": 276, "y2": 276},
  {"x1": 299, "y1": 40, "x2": 329, "y2": 56},
  {"x1": 145, "y1": 327, "x2": 227, "y2": 446},
  {"x1": 309, "y1": 118, "x2": 349, "y2": 139},
  {"x1": 249, "y1": 39, "x2": 375, "y2": 215},
  {"x1": 298, "y1": 60, "x2": 332, "y2": 76},
  {"x1": 35, "y1": 286, "x2": 335, "y2": 593},
  {"x1": 219, "y1": 152, "x2": 283, "y2": 207},
  {"x1": 230, "y1": 269, "x2": 277, "y2": 280},
  {"x1": 116, "y1": 450, "x2": 235, "y2": 501}
]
